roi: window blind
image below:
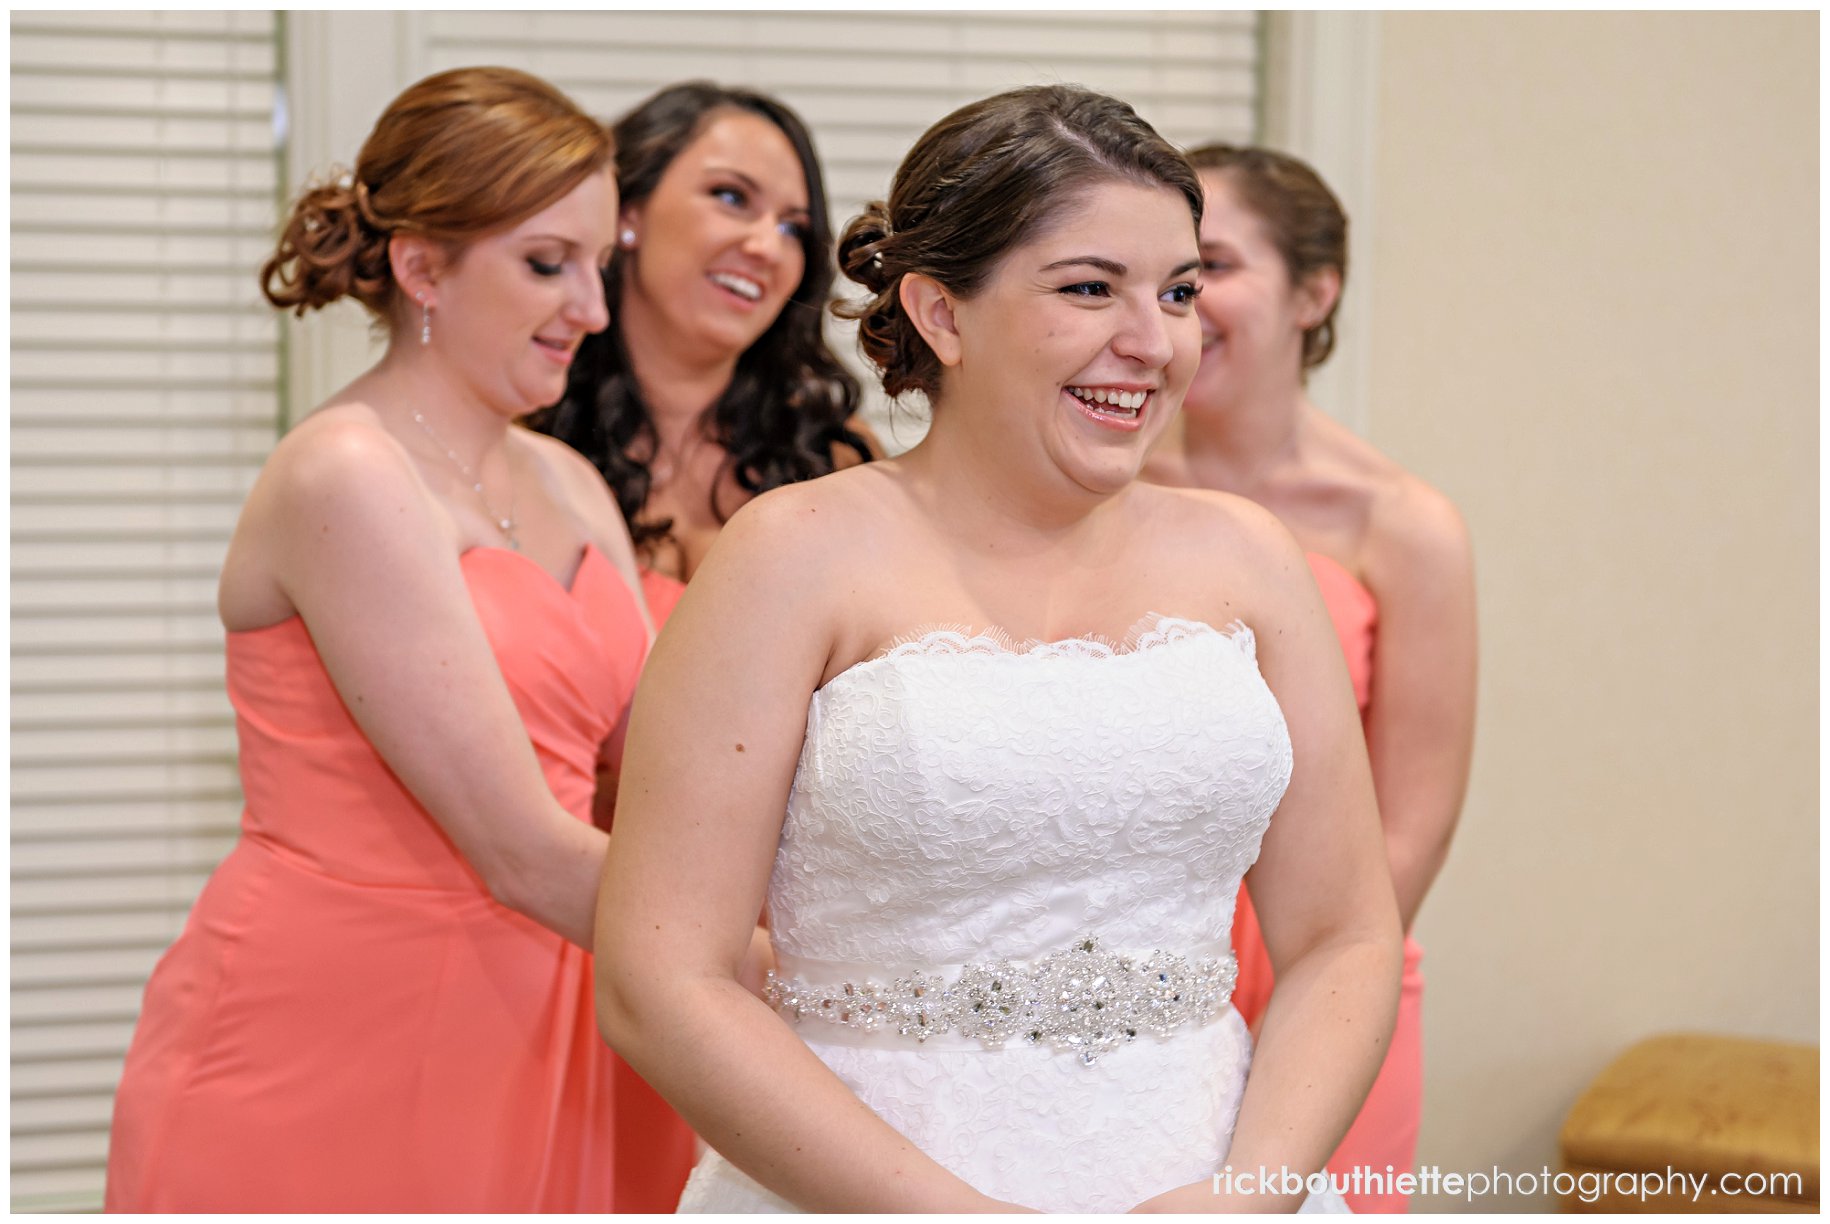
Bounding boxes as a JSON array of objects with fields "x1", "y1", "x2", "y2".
[{"x1": 10, "y1": 10, "x2": 282, "y2": 1211}]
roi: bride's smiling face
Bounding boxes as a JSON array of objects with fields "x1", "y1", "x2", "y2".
[{"x1": 944, "y1": 180, "x2": 1203, "y2": 497}]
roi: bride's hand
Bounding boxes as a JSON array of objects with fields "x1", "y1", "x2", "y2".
[{"x1": 1127, "y1": 1179, "x2": 1302, "y2": 1213}]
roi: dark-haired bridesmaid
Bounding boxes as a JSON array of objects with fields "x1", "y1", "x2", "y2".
[
  {"x1": 528, "y1": 80, "x2": 875, "y2": 1211},
  {"x1": 532, "y1": 81, "x2": 876, "y2": 625}
]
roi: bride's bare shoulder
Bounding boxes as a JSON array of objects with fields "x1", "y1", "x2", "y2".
[
  {"x1": 718, "y1": 460, "x2": 912, "y2": 558},
  {"x1": 684, "y1": 462, "x2": 913, "y2": 616},
  {"x1": 1133, "y1": 481, "x2": 1301, "y2": 563},
  {"x1": 1124, "y1": 482, "x2": 1314, "y2": 629}
]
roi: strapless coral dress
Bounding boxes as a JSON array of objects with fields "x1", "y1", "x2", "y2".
[
  {"x1": 106, "y1": 545, "x2": 646, "y2": 1211},
  {"x1": 1230, "y1": 552, "x2": 1426, "y2": 1211}
]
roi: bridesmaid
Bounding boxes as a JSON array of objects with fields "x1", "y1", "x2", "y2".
[
  {"x1": 529, "y1": 80, "x2": 873, "y2": 1211},
  {"x1": 1145, "y1": 143, "x2": 1477, "y2": 1211},
  {"x1": 106, "y1": 67, "x2": 648, "y2": 1210},
  {"x1": 532, "y1": 81, "x2": 875, "y2": 627}
]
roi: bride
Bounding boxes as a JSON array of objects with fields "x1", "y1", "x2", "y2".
[{"x1": 595, "y1": 85, "x2": 1402, "y2": 1214}]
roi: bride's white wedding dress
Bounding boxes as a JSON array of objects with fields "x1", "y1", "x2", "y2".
[{"x1": 677, "y1": 615, "x2": 1347, "y2": 1213}]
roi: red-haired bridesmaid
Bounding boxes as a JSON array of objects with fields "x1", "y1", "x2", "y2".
[{"x1": 108, "y1": 67, "x2": 646, "y2": 1210}]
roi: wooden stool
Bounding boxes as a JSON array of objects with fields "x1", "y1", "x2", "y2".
[{"x1": 1559, "y1": 1033, "x2": 1818, "y2": 1212}]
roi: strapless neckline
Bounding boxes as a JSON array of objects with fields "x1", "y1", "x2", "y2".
[
  {"x1": 226, "y1": 543, "x2": 607, "y2": 639},
  {"x1": 821, "y1": 612, "x2": 1253, "y2": 695},
  {"x1": 460, "y1": 541, "x2": 599, "y2": 597}
]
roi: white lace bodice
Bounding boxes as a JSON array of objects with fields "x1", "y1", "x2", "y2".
[
  {"x1": 678, "y1": 615, "x2": 1323, "y2": 1214},
  {"x1": 767, "y1": 615, "x2": 1293, "y2": 968}
]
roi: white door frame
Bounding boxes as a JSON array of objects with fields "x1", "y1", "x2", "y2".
[{"x1": 1260, "y1": 11, "x2": 1381, "y2": 436}]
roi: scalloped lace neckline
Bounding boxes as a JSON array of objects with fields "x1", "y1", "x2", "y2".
[{"x1": 820, "y1": 613, "x2": 1252, "y2": 694}]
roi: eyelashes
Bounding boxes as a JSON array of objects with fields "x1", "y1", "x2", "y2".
[
  {"x1": 1056, "y1": 281, "x2": 1203, "y2": 306},
  {"x1": 712, "y1": 184, "x2": 811, "y2": 244}
]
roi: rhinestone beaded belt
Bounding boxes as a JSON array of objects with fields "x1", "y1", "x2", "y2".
[{"x1": 764, "y1": 936, "x2": 1237, "y2": 1066}]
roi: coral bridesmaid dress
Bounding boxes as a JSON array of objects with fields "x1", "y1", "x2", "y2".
[
  {"x1": 107, "y1": 545, "x2": 646, "y2": 1211},
  {"x1": 640, "y1": 566, "x2": 687, "y2": 628},
  {"x1": 1229, "y1": 552, "x2": 1426, "y2": 1212}
]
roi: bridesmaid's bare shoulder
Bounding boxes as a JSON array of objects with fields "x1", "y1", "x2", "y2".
[
  {"x1": 1301, "y1": 409, "x2": 1471, "y2": 597},
  {"x1": 220, "y1": 396, "x2": 446, "y2": 629}
]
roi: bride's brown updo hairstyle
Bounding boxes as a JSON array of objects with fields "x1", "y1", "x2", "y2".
[
  {"x1": 835, "y1": 84, "x2": 1202, "y2": 403},
  {"x1": 261, "y1": 66, "x2": 612, "y2": 322}
]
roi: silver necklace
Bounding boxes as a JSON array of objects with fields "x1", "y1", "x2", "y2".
[{"x1": 410, "y1": 410, "x2": 520, "y2": 550}]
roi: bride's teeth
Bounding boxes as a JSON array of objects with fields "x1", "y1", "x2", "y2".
[
  {"x1": 1069, "y1": 388, "x2": 1147, "y2": 409},
  {"x1": 1066, "y1": 386, "x2": 1147, "y2": 417}
]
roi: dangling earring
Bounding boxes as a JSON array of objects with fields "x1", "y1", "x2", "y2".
[{"x1": 418, "y1": 293, "x2": 431, "y2": 347}]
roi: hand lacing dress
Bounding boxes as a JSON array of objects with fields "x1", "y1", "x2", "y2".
[{"x1": 677, "y1": 615, "x2": 1344, "y2": 1213}]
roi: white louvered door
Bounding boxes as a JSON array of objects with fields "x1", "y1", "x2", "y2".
[
  {"x1": 9, "y1": 11, "x2": 283, "y2": 1212},
  {"x1": 415, "y1": 10, "x2": 1260, "y2": 211}
]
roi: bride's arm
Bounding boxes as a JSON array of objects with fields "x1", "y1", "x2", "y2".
[
  {"x1": 1137, "y1": 505, "x2": 1403, "y2": 1214},
  {"x1": 594, "y1": 488, "x2": 1025, "y2": 1213}
]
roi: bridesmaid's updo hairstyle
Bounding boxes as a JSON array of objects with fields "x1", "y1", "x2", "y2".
[
  {"x1": 836, "y1": 85, "x2": 1202, "y2": 402},
  {"x1": 261, "y1": 66, "x2": 612, "y2": 323},
  {"x1": 1186, "y1": 144, "x2": 1347, "y2": 371}
]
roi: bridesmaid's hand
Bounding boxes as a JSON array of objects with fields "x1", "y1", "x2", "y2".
[{"x1": 735, "y1": 923, "x2": 776, "y2": 999}]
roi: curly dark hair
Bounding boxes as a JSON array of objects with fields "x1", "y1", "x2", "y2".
[{"x1": 528, "y1": 82, "x2": 871, "y2": 552}]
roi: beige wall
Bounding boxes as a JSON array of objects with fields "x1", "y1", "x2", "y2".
[{"x1": 1359, "y1": 13, "x2": 1818, "y2": 1209}]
